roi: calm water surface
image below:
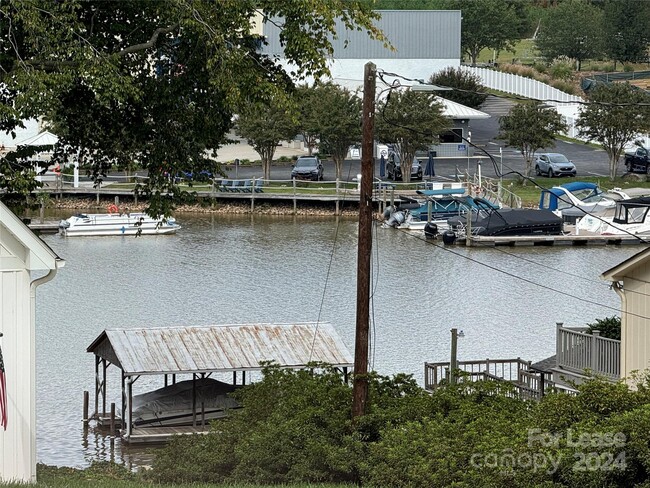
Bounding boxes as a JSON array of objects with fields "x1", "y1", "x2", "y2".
[{"x1": 35, "y1": 211, "x2": 642, "y2": 467}]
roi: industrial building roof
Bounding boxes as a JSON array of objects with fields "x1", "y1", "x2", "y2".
[{"x1": 87, "y1": 323, "x2": 354, "y2": 376}]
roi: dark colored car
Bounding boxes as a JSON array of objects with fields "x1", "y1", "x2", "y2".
[
  {"x1": 624, "y1": 147, "x2": 650, "y2": 174},
  {"x1": 386, "y1": 151, "x2": 422, "y2": 181},
  {"x1": 291, "y1": 156, "x2": 323, "y2": 181}
]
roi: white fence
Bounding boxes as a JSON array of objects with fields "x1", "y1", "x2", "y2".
[
  {"x1": 461, "y1": 66, "x2": 586, "y2": 140},
  {"x1": 461, "y1": 66, "x2": 584, "y2": 104}
]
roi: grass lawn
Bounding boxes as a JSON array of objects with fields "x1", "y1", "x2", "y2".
[
  {"x1": 475, "y1": 39, "x2": 539, "y2": 64},
  {"x1": 2, "y1": 465, "x2": 355, "y2": 488}
]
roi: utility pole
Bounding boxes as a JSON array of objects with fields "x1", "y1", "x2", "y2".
[{"x1": 352, "y1": 61, "x2": 376, "y2": 419}]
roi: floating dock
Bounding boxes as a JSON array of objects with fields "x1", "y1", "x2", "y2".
[{"x1": 459, "y1": 231, "x2": 648, "y2": 247}]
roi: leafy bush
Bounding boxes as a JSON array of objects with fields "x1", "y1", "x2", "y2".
[
  {"x1": 428, "y1": 67, "x2": 488, "y2": 109},
  {"x1": 623, "y1": 64, "x2": 635, "y2": 73},
  {"x1": 549, "y1": 56, "x2": 575, "y2": 81},
  {"x1": 587, "y1": 316, "x2": 621, "y2": 340},
  {"x1": 147, "y1": 365, "x2": 650, "y2": 487}
]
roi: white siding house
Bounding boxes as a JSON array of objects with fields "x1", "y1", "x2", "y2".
[
  {"x1": 602, "y1": 248, "x2": 650, "y2": 382},
  {"x1": 0, "y1": 202, "x2": 64, "y2": 482}
]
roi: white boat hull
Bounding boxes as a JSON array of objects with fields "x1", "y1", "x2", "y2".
[{"x1": 59, "y1": 213, "x2": 180, "y2": 237}]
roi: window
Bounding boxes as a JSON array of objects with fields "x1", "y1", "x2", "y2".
[{"x1": 439, "y1": 129, "x2": 463, "y2": 144}]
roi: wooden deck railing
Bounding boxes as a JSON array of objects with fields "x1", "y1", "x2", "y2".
[
  {"x1": 556, "y1": 324, "x2": 620, "y2": 379},
  {"x1": 424, "y1": 357, "x2": 532, "y2": 390}
]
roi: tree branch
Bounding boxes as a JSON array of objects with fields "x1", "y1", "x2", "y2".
[{"x1": 116, "y1": 24, "x2": 179, "y2": 56}]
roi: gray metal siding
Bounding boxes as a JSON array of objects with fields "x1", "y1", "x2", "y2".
[
  {"x1": 262, "y1": 10, "x2": 460, "y2": 60},
  {"x1": 89, "y1": 323, "x2": 353, "y2": 376}
]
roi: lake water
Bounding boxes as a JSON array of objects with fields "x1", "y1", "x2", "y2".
[{"x1": 34, "y1": 211, "x2": 641, "y2": 468}]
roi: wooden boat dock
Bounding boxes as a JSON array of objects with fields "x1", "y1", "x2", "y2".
[{"x1": 448, "y1": 226, "x2": 650, "y2": 247}]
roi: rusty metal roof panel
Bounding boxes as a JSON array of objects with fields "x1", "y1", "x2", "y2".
[{"x1": 93, "y1": 323, "x2": 353, "y2": 376}]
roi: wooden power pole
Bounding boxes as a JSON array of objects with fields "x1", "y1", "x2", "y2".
[{"x1": 352, "y1": 62, "x2": 376, "y2": 419}]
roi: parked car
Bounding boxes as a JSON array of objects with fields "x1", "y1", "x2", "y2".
[
  {"x1": 534, "y1": 153, "x2": 576, "y2": 177},
  {"x1": 386, "y1": 152, "x2": 423, "y2": 181},
  {"x1": 624, "y1": 146, "x2": 650, "y2": 174},
  {"x1": 291, "y1": 156, "x2": 323, "y2": 181}
]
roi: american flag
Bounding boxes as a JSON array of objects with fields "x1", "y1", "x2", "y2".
[{"x1": 0, "y1": 336, "x2": 6, "y2": 430}]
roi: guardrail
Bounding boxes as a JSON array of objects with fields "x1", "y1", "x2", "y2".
[
  {"x1": 556, "y1": 325, "x2": 620, "y2": 379},
  {"x1": 424, "y1": 357, "x2": 532, "y2": 390}
]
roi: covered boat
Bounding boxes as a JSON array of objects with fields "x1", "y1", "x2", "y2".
[
  {"x1": 128, "y1": 378, "x2": 241, "y2": 427},
  {"x1": 59, "y1": 210, "x2": 180, "y2": 236},
  {"x1": 448, "y1": 204, "x2": 563, "y2": 238}
]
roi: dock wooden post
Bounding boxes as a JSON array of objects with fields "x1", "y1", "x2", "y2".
[
  {"x1": 82, "y1": 390, "x2": 89, "y2": 425},
  {"x1": 114, "y1": 196, "x2": 119, "y2": 206},
  {"x1": 110, "y1": 403, "x2": 116, "y2": 437},
  {"x1": 293, "y1": 178, "x2": 297, "y2": 214},
  {"x1": 251, "y1": 178, "x2": 255, "y2": 212},
  {"x1": 336, "y1": 179, "x2": 340, "y2": 216}
]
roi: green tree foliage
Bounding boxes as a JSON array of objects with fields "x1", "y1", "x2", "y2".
[
  {"x1": 0, "y1": 1, "x2": 385, "y2": 214},
  {"x1": 295, "y1": 85, "x2": 322, "y2": 156},
  {"x1": 375, "y1": 90, "x2": 448, "y2": 183},
  {"x1": 444, "y1": 0, "x2": 530, "y2": 66},
  {"x1": 301, "y1": 83, "x2": 362, "y2": 180},
  {"x1": 147, "y1": 365, "x2": 650, "y2": 487},
  {"x1": 498, "y1": 102, "x2": 567, "y2": 181},
  {"x1": 577, "y1": 83, "x2": 650, "y2": 180},
  {"x1": 428, "y1": 67, "x2": 488, "y2": 110},
  {"x1": 235, "y1": 99, "x2": 298, "y2": 181},
  {"x1": 603, "y1": 0, "x2": 650, "y2": 66},
  {"x1": 588, "y1": 316, "x2": 621, "y2": 341},
  {"x1": 535, "y1": 0, "x2": 604, "y2": 71}
]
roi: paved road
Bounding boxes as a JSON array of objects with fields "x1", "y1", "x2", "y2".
[{"x1": 226, "y1": 95, "x2": 612, "y2": 183}]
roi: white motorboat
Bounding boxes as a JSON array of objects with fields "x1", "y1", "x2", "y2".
[
  {"x1": 577, "y1": 197, "x2": 650, "y2": 236},
  {"x1": 59, "y1": 209, "x2": 180, "y2": 236}
]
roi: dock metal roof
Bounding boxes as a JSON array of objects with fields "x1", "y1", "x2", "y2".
[{"x1": 87, "y1": 323, "x2": 354, "y2": 376}]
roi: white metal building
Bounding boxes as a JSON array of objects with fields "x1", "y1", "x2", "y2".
[
  {"x1": 260, "y1": 10, "x2": 461, "y2": 91},
  {"x1": 0, "y1": 202, "x2": 64, "y2": 482}
]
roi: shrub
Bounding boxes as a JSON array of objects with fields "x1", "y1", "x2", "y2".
[
  {"x1": 428, "y1": 67, "x2": 488, "y2": 109},
  {"x1": 623, "y1": 63, "x2": 635, "y2": 73},
  {"x1": 587, "y1": 315, "x2": 621, "y2": 340},
  {"x1": 549, "y1": 56, "x2": 575, "y2": 80}
]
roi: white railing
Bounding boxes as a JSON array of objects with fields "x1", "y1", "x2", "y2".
[
  {"x1": 461, "y1": 66, "x2": 584, "y2": 104},
  {"x1": 556, "y1": 325, "x2": 620, "y2": 379}
]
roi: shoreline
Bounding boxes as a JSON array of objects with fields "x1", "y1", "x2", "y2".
[{"x1": 43, "y1": 197, "x2": 360, "y2": 217}]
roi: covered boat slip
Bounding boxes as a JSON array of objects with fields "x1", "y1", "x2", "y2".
[{"x1": 86, "y1": 323, "x2": 353, "y2": 444}]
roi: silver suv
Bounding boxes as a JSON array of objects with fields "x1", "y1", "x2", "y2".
[{"x1": 534, "y1": 153, "x2": 576, "y2": 178}]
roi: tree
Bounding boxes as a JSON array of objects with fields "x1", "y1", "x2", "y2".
[
  {"x1": 535, "y1": 0, "x2": 604, "y2": 71},
  {"x1": 0, "y1": 1, "x2": 385, "y2": 214},
  {"x1": 235, "y1": 99, "x2": 298, "y2": 181},
  {"x1": 301, "y1": 83, "x2": 362, "y2": 181},
  {"x1": 428, "y1": 67, "x2": 488, "y2": 110},
  {"x1": 375, "y1": 90, "x2": 448, "y2": 183},
  {"x1": 444, "y1": 0, "x2": 529, "y2": 66},
  {"x1": 498, "y1": 102, "x2": 567, "y2": 182},
  {"x1": 295, "y1": 85, "x2": 321, "y2": 156},
  {"x1": 577, "y1": 83, "x2": 650, "y2": 180},
  {"x1": 603, "y1": 0, "x2": 650, "y2": 66}
]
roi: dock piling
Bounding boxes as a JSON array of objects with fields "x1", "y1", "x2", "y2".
[
  {"x1": 110, "y1": 403, "x2": 116, "y2": 437},
  {"x1": 82, "y1": 390, "x2": 89, "y2": 425}
]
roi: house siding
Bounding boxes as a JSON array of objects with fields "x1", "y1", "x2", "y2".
[
  {"x1": 623, "y1": 265, "x2": 650, "y2": 379},
  {"x1": 0, "y1": 269, "x2": 35, "y2": 483}
]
